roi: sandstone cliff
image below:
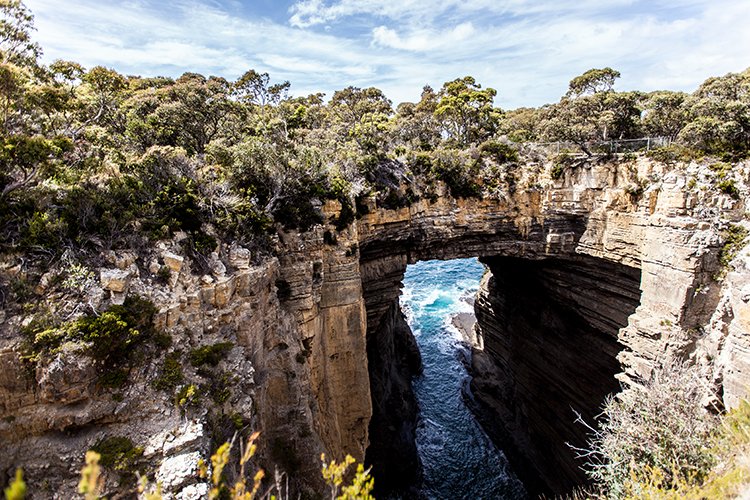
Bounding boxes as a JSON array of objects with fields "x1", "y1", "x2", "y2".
[{"x1": 1, "y1": 156, "x2": 748, "y2": 497}]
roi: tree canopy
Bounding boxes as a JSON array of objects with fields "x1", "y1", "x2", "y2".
[{"x1": 0, "y1": 0, "x2": 748, "y2": 264}]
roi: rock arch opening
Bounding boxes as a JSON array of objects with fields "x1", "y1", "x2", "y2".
[{"x1": 359, "y1": 240, "x2": 642, "y2": 496}]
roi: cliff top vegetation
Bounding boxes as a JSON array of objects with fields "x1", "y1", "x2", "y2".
[{"x1": 1, "y1": 0, "x2": 748, "y2": 274}]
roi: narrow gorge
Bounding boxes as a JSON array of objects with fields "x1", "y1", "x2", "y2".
[{"x1": 2, "y1": 157, "x2": 749, "y2": 497}]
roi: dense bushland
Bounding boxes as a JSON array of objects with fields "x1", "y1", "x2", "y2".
[{"x1": 0, "y1": 0, "x2": 748, "y2": 272}]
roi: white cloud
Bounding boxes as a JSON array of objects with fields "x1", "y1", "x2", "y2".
[
  {"x1": 22, "y1": 0, "x2": 750, "y2": 109},
  {"x1": 287, "y1": 0, "x2": 641, "y2": 28},
  {"x1": 372, "y1": 22, "x2": 475, "y2": 52}
]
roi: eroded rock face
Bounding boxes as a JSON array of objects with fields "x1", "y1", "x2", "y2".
[
  {"x1": 0, "y1": 157, "x2": 748, "y2": 497},
  {"x1": 470, "y1": 256, "x2": 641, "y2": 494},
  {"x1": 355, "y1": 158, "x2": 749, "y2": 495},
  {"x1": 364, "y1": 298, "x2": 422, "y2": 496}
]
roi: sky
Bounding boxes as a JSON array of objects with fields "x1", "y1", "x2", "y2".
[{"x1": 23, "y1": 0, "x2": 750, "y2": 109}]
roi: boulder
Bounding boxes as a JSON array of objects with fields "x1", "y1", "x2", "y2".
[{"x1": 99, "y1": 268, "x2": 130, "y2": 293}]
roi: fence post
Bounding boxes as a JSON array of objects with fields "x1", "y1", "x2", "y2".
[{"x1": 647, "y1": 137, "x2": 651, "y2": 151}]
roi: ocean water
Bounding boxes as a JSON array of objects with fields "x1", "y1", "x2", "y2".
[{"x1": 401, "y1": 258, "x2": 526, "y2": 500}]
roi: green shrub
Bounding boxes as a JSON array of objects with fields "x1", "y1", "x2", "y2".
[
  {"x1": 550, "y1": 152, "x2": 577, "y2": 180},
  {"x1": 646, "y1": 144, "x2": 700, "y2": 164},
  {"x1": 22, "y1": 296, "x2": 158, "y2": 367},
  {"x1": 718, "y1": 224, "x2": 748, "y2": 271},
  {"x1": 272, "y1": 195, "x2": 324, "y2": 231},
  {"x1": 91, "y1": 436, "x2": 144, "y2": 472},
  {"x1": 207, "y1": 371, "x2": 234, "y2": 405},
  {"x1": 152, "y1": 352, "x2": 184, "y2": 390},
  {"x1": 717, "y1": 179, "x2": 740, "y2": 199},
  {"x1": 409, "y1": 151, "x2": 433, "y2": 176},
  {"x1": 23, "y1": 210, "x2": 68, "y2": 249},
  {"x1": 597, "y1": 400, "x2": 750, "y2": 499},
  {"x1": 479, "y1": 140, "x2": 519, "y2": 163},
  {"x1": 327, "y1": 175, "x2": 356, "y2": 230},
  {"x1": 175, "y1": 383, "x2": 199, "y2": 408},
  {"x1": 431, "y1": 148, "x2": 482, "y2": 199},
  {"x1": 581, "y1": 361, "x2": 719, "y2": 498},
  {"x1": 550, "y1": 163, "x2": 565, "y2": 180},
  {"x1": 709, "y1": 161, "x2": 732, "y2": 179},
  {"x1": 144, "y1": 178, "x2": 203, "y2": 237},
  {"x1": 189, "y1": 342, "x2": 233, "y2": 367},
  {"x1": 214, "y1": 193, "x2": 274, "y2": 247}
]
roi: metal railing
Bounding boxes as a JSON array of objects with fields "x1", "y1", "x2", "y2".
[{"x1": 518, "y1": 136, "x2": 672, "y2": 156}]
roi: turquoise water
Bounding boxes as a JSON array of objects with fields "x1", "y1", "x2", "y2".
[{"x1": 402, "y1": 258, "x2": 526, "y2": 500}]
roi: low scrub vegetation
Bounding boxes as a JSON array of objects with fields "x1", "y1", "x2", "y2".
[
  {"x1": 3, "y1": 433, "x2": 375, "y2": 500},
  {"x1": 576, "y1": 361, "x2": 750, "y2": 499}
]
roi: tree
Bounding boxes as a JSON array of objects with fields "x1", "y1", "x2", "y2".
[
  {"x1": 25, "y1": 60, "x2": 85, "y2": 136},
  {"x1": 79, "y1": 65, "x2": 128, "y2": 134},
  {"x1": 278, "y1": 92, "x2": 326, "y2": 136},
  {"x1": 566, "y1": 67, "x2": 621, "y2": 97},
  {"x1": 0, "y1": 60, "x2": 25, "y2": 134},
  {"x1": 234, "y1": 69, "x2": 290, "y2": 108},
  {"x1": 128, "y1": 73, "x2": 238, "y2": 155},
  {"x1": 393, "y1": 85, "x2": 441, "y2": 151},
  {"x1": 0, "y1": 0, "x2": 40, "y2": 68},
  {"x1": 328, "y1": 86, "x2": 393, "y2": 154},
  {"x1": 434, "y1": 76, "x2": 501, "y2": 146},
  {"x1": 678, "y1": 69, "x2": 750, "y2": 155},
  {"x1": 499, "y1": 106, "x2": 543, "y2": 142},
  {"x1": 542, "y1": 68, "x2": 641, "y2": 153},
  {"x1": 641, "y1": 90, "x2": 689, "y2": 141},
  {"x1": 0, "y1": 134, "x2": 72, "y2": 198},
  {"x1": 234, "y1": 69, "x2": 291, "y2": 134}
]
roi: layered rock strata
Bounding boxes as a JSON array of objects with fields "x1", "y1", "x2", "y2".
[
  {"x1": 470, "y1": 255, "x2": 641, "y2": 493},
  {"x1": 1, "y1": 157, "x2": 748, "y2": 497}
]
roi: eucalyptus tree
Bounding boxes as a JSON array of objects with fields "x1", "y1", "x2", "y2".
[
  {"x1": 499, "y1": 106, "x2": 544, "y2": 142},
  {"x1": 234, "y1": 69, "x2": 291, "y2": 138},
  {"x1": 24, "y1": 60, "x2": 85, "y2": 137},
  {"x1": 328, "y1": 86, "x2": 393, "y2": 155},
  {"x1": 434, "y1": 76, "x2": 501, "y2": 146},
  {"x1": 393, "y1": 85, "x2": 441, "y2": 152},
  {"x1": 541, "y1": 68, "x2": 641, "y2": 154},
  {"x1": 0, "y1": 0, "x2": 40, "y2": 68},
  {"x1": 679, "y1": 69, "x2": 750, "y2": 155},
  {"x1": 566, "y1": 67, "x2": 621, "y2": 97},
  {"x1": 125, "y1": 73, "x2": 239, "y2": 156},
  {"x1": 641, "y1": 91, "x2": 689, "y2": 141}
]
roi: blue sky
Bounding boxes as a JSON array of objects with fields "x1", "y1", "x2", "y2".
[{"x1": 24, "y1": 0, "x2": 750, "y2": 109}]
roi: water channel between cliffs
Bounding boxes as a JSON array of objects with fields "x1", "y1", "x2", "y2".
[{"x1": 401, "y1": 258, "x2": 526, "y2": 499}]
